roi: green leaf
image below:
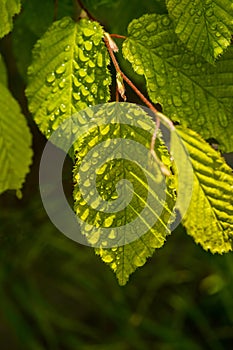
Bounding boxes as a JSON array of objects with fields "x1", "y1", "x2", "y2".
[
  {"x1": 0, "y1": 83, "x2": 32, "y2": 195},
  {"x1": 122, "y1": 13, "x2": 233, "y2": 152},
  {"x1": 0, "y1": 54, "x2": 7, "y2": 86},
  {"x1": 26, "y1": 17, "x2": 111, "y2": 138},
  {"x1": 166, "y1": 0, "x2": 233, "y2": 63},
  {"x1": 73, "y1": 103, "x2": 176, "y2": 285},
  {"x1": 0, "y1": 0, "x2": 21, "y2": 38},
  {"x1": 177, "y1": 126, "x2": 233, "y2": 253}
]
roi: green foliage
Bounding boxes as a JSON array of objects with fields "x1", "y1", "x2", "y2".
[
  {"x1": 0, "y1": 0, "x2": 21, "y2": 38},
  {"x1": 0, "y1": 83, "x2": 32, "y2": 195},
  {"x1": 177, "y1": 126, "x2": 233, "y2": 253},
  {"x1": 0, "y1": 0, "x2": 233, "y2": 285},
  {"x1": 73, "y1": 103, "x2": 176, "y2": 285},
  {"x1": 26, "y1": 17, "x2": 111, "y2": 137},
  {"x1": 123, "y1": 13, "x2": 233, "y2": 152},
  {"x1": 166, "y1": 0, "x2": 233, "y2": 63}
]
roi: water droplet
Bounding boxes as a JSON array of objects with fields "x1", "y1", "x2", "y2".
[
  {"x1": 104, "y1": 215, "x2": 115, "y2": 227},
  {"x1": 97, "y1": 53, "x2": 103, "y2": 67},
  {"x1": 73, "y1": 76, "x2": 82, "y2": 88},
  {"x1": 108, "y1": 230, "x2": 116, "y2": 239},
  {"x1": 64, "y1": 45, "x2": 71, "y2": 52},
  {"x1": 102, "y1": 254, "x2": 113, "y2": 263},
  {"x1": 50, "y1": 114, "x2": 55, "y2": 121},
  {"x1": 56, "y1": 63, "x2": 66, "y2": 75},
  {"x1": 60, "y1": 103, "x2": 67, "y2": 113},
  {"x1": 162, "y1": 17, "x2": 170, "y2": 26},
  {"x1": 92, "y1": 33, "x2": 101, "y2": 46},
  {"x1": 59, "y1": 18, "x2": 70, "y2": 29},
  {"x1": 52, "y1": 86, "x2": 59, "y2": 93},
  {"x1": 54, "y1": 108, "x2": 60, "y2": 116},
  {"x1": 88, "y1": 60, "x2": 95, "y2": 68},
  {"x1": 46, "y1": 72, "x2": 55, "y2": 84},
  {"x1": 91, "y1": 84, "x2": 97, "y2": 94},
  {"x1": 84, "y1": 41, "x2": 93, "y2": 51},
  {"x1": 73, "y1": 61, "x2": 80, "y2": 70},
  {"x1": 73, "y1": 92, "x2": 81, "y2": 101},
  {"x1": 215, "y1": 32, "x2": 221, "y2": 38},
  {"x1": 83, "y1": 27, "x2": 95, "y2": 37},
  {"x1": 59, "y1": 78, "x2": 66, "y2": 89},
  {"x1": 78, "y1": 68, "x2": 87, "y2": 78},
  {"x1": 81, "y1": 85, "x2": 89, "y2": 97},
  {"x1": 78, "y1": 49, "x2": 89, "y2": 62},
  {"x1": 85, "y1": 75, "x2": 95, "y2": 84},
  {"x1": 83, "y1": 179, "x2": 91, "y2": 187}
]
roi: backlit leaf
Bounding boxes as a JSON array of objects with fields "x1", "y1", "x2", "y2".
[
  {"x1": 0, "y1": 83, "x2": 32, "y2": 195},
  {"x1": 166, "y1": 0, "x2": 233, "y2": 63},
  {"x1": 73, "y1": 103, "x2": 176, "y2": 285},
  {"x1": 122, "y1": 13, "x2": 233, "y2": 152},
  {"x1": 177, "y1": 126, "x2": 233, "y2": 253},
  {"x1": 26, "y1": 17, "x2": 111, "y2": 138}
]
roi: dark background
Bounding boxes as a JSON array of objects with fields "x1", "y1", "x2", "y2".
[{"x1": 0, "y1": 1, "x2": 233, "y2": 349}]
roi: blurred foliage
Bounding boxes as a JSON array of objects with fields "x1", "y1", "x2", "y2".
[
  {"x1": 1, "y1": 186, "x2": 233, "y2": 349},
  {"x1": 0, "y1": 0, "x2": 233, "y2": 349}
]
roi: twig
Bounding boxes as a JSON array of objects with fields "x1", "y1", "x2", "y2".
[
  {"x1": 53, "y1": 0, "x2": 58, "y2": 21},
  {"x1": 110, "y1": 34, "x2": 127, "y2": 40},
  {"x1": 104, "y1": 33, "x2": 174, "y2": 176}
]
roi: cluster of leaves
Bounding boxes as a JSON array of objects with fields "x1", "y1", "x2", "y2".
[{"x1": 0, "y1": 0, "x2": 233, "y2": 285}]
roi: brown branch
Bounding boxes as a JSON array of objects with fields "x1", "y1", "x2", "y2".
[
  {"x1": 104, "y1": 34, "x2": 174, "y2": 130},
  {"x1": 53, "y1": 0, "x2": 58, "y2": 21},
  {"x1": 110, "y1": 34, "x2": 127, "y2": 40},
  {"x1": 104, "y1": 33, "x2": 174, "y2": 176}
]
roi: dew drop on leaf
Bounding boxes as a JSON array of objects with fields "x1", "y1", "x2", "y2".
[
  {"x1": 55, "y1": 63, "x2": 66, "y2": 75},
  {"x1": 46, "y1": 72, "x2": 55, "y2": 84},
  {"x1": 102, "y1": 255, "x2": 113, "y2": 263},
  {"x1": 59, "y1": 79, "x2": 66, "y2": 89},
  {"x1": 83, "y1": 27, "x2": 95, "y2": 37},
  {"x1": 162, "y1": 17, "x2": 171, "y2": 26},
  {"x1": 60, "y1": 103, "x2": 67, "y2": 113},
  {"x1": 78, "y1": 68, "x2": 87, "y2": 78},
  {"x1": 84, "y1": 41, "x2": 93, "y2": 51}
]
